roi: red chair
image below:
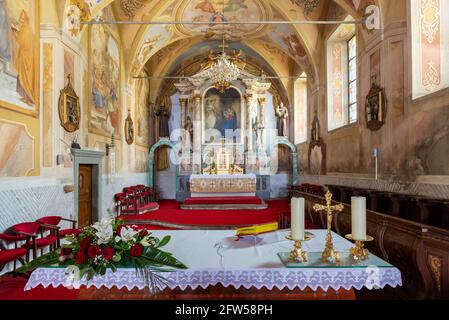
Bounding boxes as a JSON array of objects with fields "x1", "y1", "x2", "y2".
[
  {"x1": 36, "y1": 216, "x2": 80, "y2": 239},
  {"x1": 10, "y1": 222, "x2": 59, "y2": 260},
  {"x1": 0, "y1": 233, "x2": 29, "y2": 272}
]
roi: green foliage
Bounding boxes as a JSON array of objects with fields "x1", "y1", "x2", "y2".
[{"x1": 16, "y1": 250, "x2": 61, "y2": 273}]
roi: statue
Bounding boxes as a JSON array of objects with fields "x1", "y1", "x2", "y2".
[
  {"x1": 311, "y1": 111, "x2": 320, "y2": 142},
  {"x1": 275, "y1": 102, "x2": 289, "y2": 137},
  {"x1": 155, "y1": 105, "x2": 170, "y2": 138},
  {"x1": 184, "y1": 116, "x2": 193, "y2": 145},
  {"x1": 230, "y1": 49, "x2": 246, "y2": 70},
  {"x1": 200, "y1": 49, "x2": 218, "y2": 70}
]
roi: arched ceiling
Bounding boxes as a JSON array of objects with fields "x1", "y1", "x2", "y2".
[{"x1": 72, "y1": 0, "x2": 380, "y2": 84}]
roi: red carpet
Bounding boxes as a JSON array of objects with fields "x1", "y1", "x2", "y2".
[{"x1": 121, "y1": 199, "x2": 290, "y2": 227}]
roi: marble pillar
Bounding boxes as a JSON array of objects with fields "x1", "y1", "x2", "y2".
[{"x1": 193, "y1": 93, "x2": 202, "y2": 173}]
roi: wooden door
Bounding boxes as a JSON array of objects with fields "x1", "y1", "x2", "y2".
[{"x1": 78, "y1": 164, "x2": 93, "y2": 228}]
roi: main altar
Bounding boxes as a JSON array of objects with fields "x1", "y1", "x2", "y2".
[{"x1": 149, "y1": 49, "x2": 300, "y2": 201}]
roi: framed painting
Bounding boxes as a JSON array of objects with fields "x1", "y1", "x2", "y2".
[
  {"x1": 58, "y1": 75, "x2": 80, "y2": 133},
  {"x1": 124, "y1": 112, "x2": 134, "y2": 145},
  {"x1": 365, "y1": 83, "x2": 387, "y2": 131},
  {"x1": 202, "y1": 87, "x2": 243, "y2": 145},
  {"x1": 0, "y1": 0, "x2": 40, "y2": 117},
  {"x1": 88, "y1": 21, "x2": 121, "y2": 138}
]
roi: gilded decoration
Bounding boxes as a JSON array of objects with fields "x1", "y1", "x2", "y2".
[
  {"x1": 190, "y1": 177, "x2": 256, "y2": 193},
  {"x1": 58, "y1": 75, "x2": 81, "y2": 133},
  {"x1": 428, "y1": 254, "x2": 442, "y2": 292}
]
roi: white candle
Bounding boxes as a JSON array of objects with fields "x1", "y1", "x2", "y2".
[
  {"x1": 291, "y1": 197, "x2": 305, "y2": 241},
  {"x1": 351, "y1": 197, "x2": 367, "y2": 240}
]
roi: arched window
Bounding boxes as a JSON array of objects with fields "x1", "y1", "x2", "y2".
[
  {"x1": 294, "y1": 72, "x2": 308, "y2": 144},
  {"x1": 411, "y1": 0, "x2": 449, "y2": 99},
  {"x1": 326, "y1": 17, "x2": 357, "y2": 131}
]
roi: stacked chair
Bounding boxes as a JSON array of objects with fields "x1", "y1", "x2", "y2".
[{"x1": 114, "y1": 185, "x2": 159, "y2": 217}]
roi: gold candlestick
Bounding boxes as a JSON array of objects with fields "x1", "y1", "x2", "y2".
[
  {"x1": 313, "y1": 191, "x2": 344, "y2": 263},
  {"x1": 345, "y1": 234, "x2": 374, "y2": 261},
  {"x1": 287, "y1": 235, "x2": 311, "y2": 263}
]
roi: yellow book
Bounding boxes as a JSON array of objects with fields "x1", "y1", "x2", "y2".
[{"x1": 235, "y1": 222, "x2": 279, "y2": 238}]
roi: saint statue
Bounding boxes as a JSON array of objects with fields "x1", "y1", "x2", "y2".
[
  {"x1": 275, "y1": 102, "x2": 289, "y2": 137},
  {"x1": 155, "y1": 105, "x2": 170, "y2": 138},
  {"x1": 184, "y1": 116, "x2": 193, "y2": 144}
]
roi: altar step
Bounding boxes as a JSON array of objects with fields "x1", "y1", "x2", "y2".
[{"x1": 181, "y1": 197, "x2": 268, "y2": 210}]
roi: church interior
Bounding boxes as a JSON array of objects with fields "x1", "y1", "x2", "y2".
[{"x1": 0, "y1": 0, "x2": 448, "y2": 301}]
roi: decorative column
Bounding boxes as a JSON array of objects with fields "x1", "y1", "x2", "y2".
[
  {"x1": 258, "y1": 96, "x2": 266, "y2": 152},
  {"x1": 179, "y1": 97, "x2": 188, "y2": 129},
  {"x1": 245, "y1": 93, "x2": 254, "y2": 153},
  {"x1": 192, "y1": 92, "x2": 202, "y2": 174}
]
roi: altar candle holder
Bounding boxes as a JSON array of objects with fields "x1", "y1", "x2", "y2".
[
  {"x1": 286, "y1": 234, "x2": 311, "y2": 263},
  {"x1": 345, "y1": 234, "x2": 374, "y2": 261}
]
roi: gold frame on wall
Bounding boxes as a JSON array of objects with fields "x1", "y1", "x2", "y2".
[
  {"x1": 365, "y1": 83, "x2": 387, "y2": 131},
  {"x1": 87, "y1": 22, "x2": 122, "y2": 138},
  {"x1": 0, "y1": 1, "x2": 40, "y2": 118},
  {"x1": 124, "y1": 112, "x2": 134, "y2": 145},
  {"x1": 58, "y1": 75, "x2": 80, "y2": 132}
]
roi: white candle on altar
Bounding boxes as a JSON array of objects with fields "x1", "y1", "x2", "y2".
[
  {"x1": 291, "y1": 197, "x2": 305, "y2": 241},
  {"x1": 351, "y1": 197, "x2": 367, "y2": 240}
]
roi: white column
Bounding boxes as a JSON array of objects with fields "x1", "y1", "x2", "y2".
[{"x1": 193, "y1": 93, "x2": 202, "y2": 174}]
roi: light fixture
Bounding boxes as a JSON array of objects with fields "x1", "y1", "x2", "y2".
[{"x1": 207, "y1": 51, "x2": 240, "y2": 93}]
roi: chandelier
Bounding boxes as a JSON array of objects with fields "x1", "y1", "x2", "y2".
[{"x1": 207, "y1": 52, "x2": 240, "y2": 93}]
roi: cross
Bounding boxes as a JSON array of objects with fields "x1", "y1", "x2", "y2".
[{"x1": 313, "y1": 190, "x2": 344, "y2": 262}]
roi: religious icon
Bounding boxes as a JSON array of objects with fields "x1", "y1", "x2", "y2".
[
  {"x1": 155, "y1": 105, "x2": 171, "y2": 138},
  {"x1": 124, "y1": 112, "x2": 134, "y2": 145},
  {"x1": 365, "y1": 83, "x2": 387, "y2": 131},
  {"x1": 275, "y1": 101, "x2": 289, "y2": 137},
  {"x1": 184, "y1": 116, "x2": 194, "y2": 144},
  {"x1": 58, "y1": 75, "x2": 81, "y2": 133},
  {"x1": 203, "y1": 87, "x2": 242, "y2": 144},
  {"x1": 311, "y1": 111, "x2": 320, "y2": 143}
]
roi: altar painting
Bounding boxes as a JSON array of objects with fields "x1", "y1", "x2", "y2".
[
  {"x1": 0, "y1": 0, "x2": 39, "y2": 116},
  {"x1": 203, "y1": 87, "x2": 242, "y2": 144},
  {"x1": 89, "y1": 24, "x2": 120, "y2": 137}
]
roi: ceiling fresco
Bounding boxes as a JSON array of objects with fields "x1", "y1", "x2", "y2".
[{"x1": 71, "y1": 0, "x2": 373, "y2": 89}]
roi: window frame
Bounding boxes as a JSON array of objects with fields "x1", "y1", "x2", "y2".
[{"x1": 347, "y1": 34, "x2": 358, "y2": 125}]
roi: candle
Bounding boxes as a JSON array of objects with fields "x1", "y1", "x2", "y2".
[
  {"x1": 291, "y1": 197, "x2": 305, "y2": 240},
  {"x1": 351, "y1": 197, "x2": 367, "y2": 240}
]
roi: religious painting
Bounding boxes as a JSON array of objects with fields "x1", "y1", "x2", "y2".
[
  {"x1": 135, "y1": 77, "x2": 150, "y2": 147},
  {"x1": 0, "y1": 0, "x2": 40, "y2": 117},
  {"x1": 202, "y1": 87, "x2": 242, "y2": 144},
  {"x1": 269, "y1": 24, "x2": 310, "y2": 67},
  {"x1": 88, "y1": 23, "x2": 121, "y2": 138},
  {"x1": 132, "y1": 24, "x2": 172, "y2": 75},
  {"x1": 0, "y1": 119, "x2": 34, "y2": 177},
  {"x1": 180, "y1": 0, "x2": 265, "y2": 40},
  {"x1": 365, "y1": 83, "x2": 387, "y2": 131},
  {"x1": 59, "y1": 75, "x2": 81, "y2": 133},
  {"x1": 124, "y1": 113, "x2": 134, "y2": 145}
]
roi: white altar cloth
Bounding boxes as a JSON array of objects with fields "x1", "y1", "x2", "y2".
[
  {"x1": 24, "y1": 230, "x2": 402, "y2": 292},
  {"x1": 189, "y1": 174, "x2": 257, "y2": 197}
]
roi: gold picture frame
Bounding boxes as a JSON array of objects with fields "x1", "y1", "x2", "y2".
[
  {"x1": 0, "y1": 1, "x2": 40, "y2": 117},
  {"x1": 124, "y1": 113, "x2": 134, "y2": 145},
  {"x1": 58, "y1": 75, "x2": 80, "y2": 132},
  {"x1": 365, "y1": 83, "x2": 387, "y2": 131}
]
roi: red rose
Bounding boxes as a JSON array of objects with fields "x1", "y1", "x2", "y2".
[
  {"x1": 80, "y1": 237, "x2": 91, "y2": 252},
  {"x1": 130, "y1": 244, "x2": 144, "y2": 257},
  {"x1": 102, "y1": 246, "x2": 115, "y2": 261},
  {"x1": 75, "y1": 251, "x2": 87, "y2": 265},
  {"x1": 139, "y1": 229, "x2": 149, "y2": 237},
  {"x1": 60, "y1": 248, "x2": 73, "y2": 256},
  {"x1": 87, "y1": 245, "x2": 101, "y2": 258}
]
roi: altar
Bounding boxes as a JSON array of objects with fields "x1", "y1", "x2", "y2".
[
  {"x1": 189, "y1": 174, "x2": 257, "y2": 197},
  {"x1": 24, "y1": 229, "x2": 402, "y2": 299}
]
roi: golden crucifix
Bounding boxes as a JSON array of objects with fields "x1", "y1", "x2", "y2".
[{"x1": 313, "y1": 190, "x2": 344, "y2": 263}]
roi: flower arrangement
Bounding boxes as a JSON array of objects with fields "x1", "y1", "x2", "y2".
[{"x1": 18, "y1": 218, "x2": 187, "y2": 292}]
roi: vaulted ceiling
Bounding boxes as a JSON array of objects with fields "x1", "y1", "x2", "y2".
[{"x1": 70, "y1": 0, "x2": 378, "y2": 99}]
